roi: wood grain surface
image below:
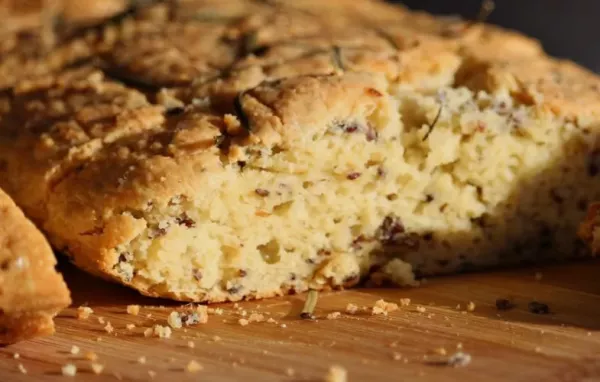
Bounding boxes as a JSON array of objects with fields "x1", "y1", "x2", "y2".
[{"x1": 1, "y1": 260, "x2": 600, "y2": 381}]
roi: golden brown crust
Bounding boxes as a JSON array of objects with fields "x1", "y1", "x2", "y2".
[{"x1": 0, "y1": 188, "x2": 71, "y2": 344}]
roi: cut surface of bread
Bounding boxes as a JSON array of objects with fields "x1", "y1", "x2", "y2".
[
  {"x1": 0, "y1": 0, "x2": 599, "y2": 302},
  {"x1": 0, "y1": 189, "x2": 71, "y2": 344}
]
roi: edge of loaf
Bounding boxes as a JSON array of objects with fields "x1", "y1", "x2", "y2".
[{"x1": 0, "y1": 189, "x2": 71, "y2": 343}]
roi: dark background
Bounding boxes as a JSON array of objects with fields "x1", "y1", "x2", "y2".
[{"x1": 396, "y1": 0, "x2": 600, "y2": 73}]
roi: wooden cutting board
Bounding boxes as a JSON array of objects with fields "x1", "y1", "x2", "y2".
[{"x1": 1, "y1": 260, "x2": 600, "y2": 381}]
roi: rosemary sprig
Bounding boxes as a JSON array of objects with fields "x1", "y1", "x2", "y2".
[
  {"x1": 300, "y1": 289, "x2": 319, "y2": 320},
  {"x1": 422, "y1": 104, "x2": 443, "y2": 141},
  {"x1": 331, "y1": 45, "x2": 345, "y2": 72},
  {"x1": 233, "y1": 91, "x2": 252, "y2": 131}
]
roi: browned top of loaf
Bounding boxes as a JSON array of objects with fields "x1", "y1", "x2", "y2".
[{"x1": 0, "y1": 0, "x2": 599, "y2": 273}]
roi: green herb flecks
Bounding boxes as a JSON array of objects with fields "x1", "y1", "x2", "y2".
[
  {"x1": 233, "y1": 91, "x2": 252, "y2": 131},
  {"x1": 422, "y1": 104, "x2": 443, "y2": 141},
  {"x1": 300, "y1": 289, "x2": 319, "y2": 320}
]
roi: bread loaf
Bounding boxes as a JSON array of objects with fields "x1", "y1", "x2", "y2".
[{"x1": 1, "y1": 0, "x2": 599, "y2": 302}]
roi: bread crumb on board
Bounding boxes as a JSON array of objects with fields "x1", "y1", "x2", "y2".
[
  {"x1": 326, "y1": 312, "x2": 342, "y2": 320},
  {"x1": 325, "y1": 365, "x2": 348, "y2": 382},
  {"x1": 70, "y1": 345, "x2": 80, "y2": 355},
  {"x1": 126, "y1": 323, "x2": 136, "y2": 331},
  {"x1": 137, "y1": 356, "x2": 147, "y2": 364},
  {"x1": 17, "y1": 363, "x2": 27, "y2": 374},
  {"x1": 153, "y1": 325, "x2": 172, "y2": 338},
  {"x1": 466, "y1": 301, "x2": 476, "y2": 312},
  {"x1": 13, "y1": 353, "x2": 20, "y2": 359},
  {"x1": 61, "y1": 363, "x2": 77, "y2": 376},
  {"x1": 187, "y1": 341, "x2": 195, "y2": 348},
  {"x1": 91, "y1": 363, "x2": 104, "y2": 375},
  {"x1": 127, "y1": 305, "x2": 141, "y2": 316},
  {"x1": 238, "y1": 318, "x2": 249, "y2": 326},
  {"x1": 186, "y1": 360, "x2": 204, "y2": 373},
  {"x1": 104, "y1": 321, "x2": 114, "y2": 334},
  {"x1": 372, "y1": 299, "x2": 399, "y2": 316},
  {"x1": 285, "y1": 367, "x2": 295, "y2": 376},
  {"x1": 345, "y1": 303, "x2": 359, "y2": 314},
  {"x1": 77, "y1": 306, "x2": 94, "y2": 320},
  {"x1": 85, "y1": 351, "x2": 98, "y2": 361}
]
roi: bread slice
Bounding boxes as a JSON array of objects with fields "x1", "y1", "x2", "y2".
[
  {"x1": 0, "y1": 0, "x2": 599, "y2": 302},
  {"x1": 0, "y1": 189, "x2": 71, "y2": 344}
]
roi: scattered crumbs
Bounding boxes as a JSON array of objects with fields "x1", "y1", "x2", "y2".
[
  {"x1": 186, "y1": 360, "x2": 203, "y2": 373},
  {"x1": 267, "y1": 317, "x2": 277, "y2": 324},
  {"x1": 62, "y1": 363, "x2": 77, "y2": 377},
  {"x1": 17, "y1": 363, "x2": 27, "y2": 374},
  {"x1": 248, "y1": 313, "x2": 265, "y2": 323},
  {"x1": 104, "y1": 322, "x2": 114, "y2": 334},
  {"x1": 212, "y1": 335, "x2": 222, "y2": 342},
  {"x1": 455, "y1": 304, "x2": 461, "y2": 310},
  {"x1": 399, "y1": 298, "x2": 411, "y2": 307},
  {"x1": 126, "y1": 323, "x2": 136, "y2": 331},
  {"x1": 534, "y1": 272, "x2": 543, "y2": 281},
  {"x1": 127, "y1": 305, "x2": 141, "y2": 316},
  {"x1": 425, "y1": 351, "x2": 471, "y2": 367},
  {"x1": 70, "y1": 345, "x2": 80, "y2": 355},
  {"x1": 91, "y1": 363, "x2": 104, "y2": 375},
  {"x1": 85, "y1": 351, "x2": 98, "y2": 361},
  {"x1": 456, "y1": 343, "x2": 463, "y2": 350},
  {"x1": 238, "y1": 318, "x2": 249, "y2": 326},
  {"x1": 97, "y1": 316, "x2": 105, "y2": 325},
  {"x1": 239, "y1": 310, "x2": 248, "y2": 317},
  {"x1": 233, "y1": 303, "x2": 239, "y2": 309},
  {"x1": 495, "y1": 298, "x2": 515, "y2": 311},
  {"x1": 143, "y1": 328, "x2": 153, "y2": 338},
  {"x1": 148, "y1": 370, "x2": 156, "y2": 379},
  {"x1": 195, "y1": 305, "x2": 209, "y2": 324},
  {"x1": 466, "y1": 301, "x2": 476, "y2": 312},
  {"x1": 285, "y1": 367, "x2": 295, "y2": 376},
  {"x1": 146, "y1": 313, "x2": 152, "y2": 319},
  {"x1": 280, "y1": 324, "x2": 287, "y2": 328},
  {"x1": 208, "y1": 307, "x2": 224, "y2": 315},
  {"x1": 372, "y1": 299, "x2": 399, "y2": 316},
  {"x1": 431, "y1": 347, "x2": 447, "y2": 356},
  {"x1": 528, "y1": 301, "x2": 550, "y2": 315},
  {"x1": 416, "y1": 306, "x2": 426, "y2": 313},
  {"x1": 77, "y1": 306, "x2": 94, "y2": 320},
  {"x1": 188, "y1": 341, "x2": 195, "y2": 349},
  {"x1": 392, "y1": 352, "x2": 402, "y2": 361},
  {"x1": 153, "y1": 325, "x2": 172, "y2": 338},
  {"x1": 325, "y1": 365, "x2": 348, "y2": 382},
  {"x1": 345, "y1": 303, "x2": 359, "y2": 314},
  {"x1": 327, "y1": 312, "x2": 342, "y2": 320},
  {"x1": 13, "y1": 353, "x2": 19, "y2": 359},
  {"x1": 168, "y1": 311, "x2": 183, "y2": 329},
  {"x1": 448, "y1": 352, "x2": 471, "y2": 367}
]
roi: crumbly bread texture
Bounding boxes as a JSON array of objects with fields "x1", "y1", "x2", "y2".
[
  {"x1": 1, "y1": 0, "x2": 599, "y2": 302},
  {"x1": 0, "y1": 189, "x2": 71, "y2": 343}
]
